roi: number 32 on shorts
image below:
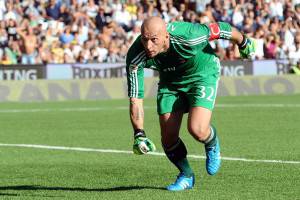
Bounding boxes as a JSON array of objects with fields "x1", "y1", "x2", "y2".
[{"x1": 197, "y1": 85, "x2": 216, "y2": 102}]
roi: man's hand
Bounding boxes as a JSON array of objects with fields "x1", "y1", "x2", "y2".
[
  {"x1": 238, "y1": 36, "x2": 256, "y2": 59},
  {"x1": 133, "y1": 136, "x2": 156, "y2": 155}
]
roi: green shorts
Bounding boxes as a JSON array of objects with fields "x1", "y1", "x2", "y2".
[{"x1": 157, "y1": 80, "x2": 219, "y2": 115}]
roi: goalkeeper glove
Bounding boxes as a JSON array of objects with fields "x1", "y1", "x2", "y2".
[
  {"x1": 238, "y1": 35, "x2": 256, "y2": 59},
  {"x1": 132, "y1": 129, "x2": 156, "y2": 155}
]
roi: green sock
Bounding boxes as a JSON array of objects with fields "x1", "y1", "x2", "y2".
[
  {"x1": 177, "y1": 158, "x2": 194, "y2": 177},
  {"x1": 204, "y1": 125, "x2": 217, "y2": 148},
  {"x1": 164, "y1": 138, "x2": 194, "y2": 177}
]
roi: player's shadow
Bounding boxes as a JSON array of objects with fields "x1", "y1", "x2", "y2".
[
  {"x1": 0, "y1": 193, "x2": 19, "y2": 196},
  {"x1": 0, "y1": 185, "x2": 166, "y2": 193},
  {"x1": 0, "y1": 191, "x2": 65, "y2": 198}
]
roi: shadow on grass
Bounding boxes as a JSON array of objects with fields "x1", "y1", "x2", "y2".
[
  {"x1": 0, "y1": 185, "x2": 166, "y2": 192},
  {"x1": 0, "y1": 193, "x2": 19, "y2": 196},
  {"x1": 0, "y1": 192, "x2": 64, "y2": 198}
]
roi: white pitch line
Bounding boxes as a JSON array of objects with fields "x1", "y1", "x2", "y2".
[
  {"x1": 0, "y1": 143, "x2": 299, "y2": 165},
  {"x1": 0, "y1": 103, "x2": 300, "y2": 113},
  {"x1": 216, "y1": 103, "x2": 300, "y2": 108}
]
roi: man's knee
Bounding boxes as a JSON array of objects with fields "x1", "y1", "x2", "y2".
[{"x1": 187, "y1": 124, "x2": 210, "y2": 142}]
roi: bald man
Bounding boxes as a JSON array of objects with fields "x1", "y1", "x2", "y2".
[{"x1": 126, "y1": 16, "x2": 255, "y2": 191}]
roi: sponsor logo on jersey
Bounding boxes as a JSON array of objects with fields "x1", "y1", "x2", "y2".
[{"x1": 163, "y1": 67, "x2": 176, "y2": 72}]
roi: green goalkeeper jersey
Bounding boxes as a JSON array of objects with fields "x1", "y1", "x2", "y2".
[{"x1": 126, "y1": 21, "x2": 232, "y2": 98}]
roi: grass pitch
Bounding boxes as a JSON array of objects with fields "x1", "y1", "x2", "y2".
[{"x1": 0, "y1": 94, "x2": 299, "y2": 200}]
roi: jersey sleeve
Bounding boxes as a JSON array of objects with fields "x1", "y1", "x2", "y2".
[
  {"x1": 188, "y1": 22, "x2": 232, "y2": 40},
  {"x1": 168, "y1": 21, "x2": 232, "y2": 57},
  {"x1": 126, "y1": 37, "x2": 146, "y2": 98},
  {"x1": 186, "y1": 21, "x2": 233, "y2": 43},
  {"x1": 168, "y1": 21, "x2": 210, "y2": 58},
  {"x1": 206, "y1": 22, "x2": 232, "y2": 40}
]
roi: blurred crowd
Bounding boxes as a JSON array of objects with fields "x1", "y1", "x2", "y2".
[{"x1": 0, "y1": 0, "x2": 299, "y2": 65}]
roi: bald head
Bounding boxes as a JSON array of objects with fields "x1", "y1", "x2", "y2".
[
  {"x1": 140, "y1": 17, "x2": 169, "y2": 58},
  {"x1": 141, "y1": 16, "x2": 167, "y2": 34}
]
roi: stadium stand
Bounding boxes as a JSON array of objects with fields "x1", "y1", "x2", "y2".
[{"x1": 0, "y1": 0, "x2": 299, "y2": 65}]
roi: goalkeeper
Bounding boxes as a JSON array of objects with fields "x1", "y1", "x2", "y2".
[{"x1": 126, "y1": 16, "x2": 255, "y2": 191}]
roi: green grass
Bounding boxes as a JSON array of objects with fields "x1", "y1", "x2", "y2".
[{"x1": 0, "y1": 95, "x2": 299, "y2": 199}]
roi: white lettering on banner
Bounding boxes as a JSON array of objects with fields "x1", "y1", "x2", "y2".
[
  {"x1": 221, "y1": 65, "x2": 245, "y2": 76},
  {"x1": 0, "y1": 76, "x2": 299, "y2": 102},
  {"x1": 72, "y1": 66, "x2": 103, "y2": 79},
  {"x1": 2, "y1": 70, "x2": 14, "y2": 80},
  {"x1": 72, "y1": 66, "x2": 125, "y2": 79},
  {"x1": 0, "y1": 69, "x2": 37, "y2": 80}
]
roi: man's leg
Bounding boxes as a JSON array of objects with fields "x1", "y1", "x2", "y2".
[
  {"x1": 160, "y1": 111, "x2": 195, "y2": 191},
  {"x1": 188, "y1": 106, "x2": 221, "y2": 175}
]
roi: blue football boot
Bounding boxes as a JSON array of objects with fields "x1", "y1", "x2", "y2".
[
  {"x1": 166, "y1": 173, "x2": 195, "y2": 191},
  {"x1": 205, "y1": 136, "x2": 221, "y2": 175}
]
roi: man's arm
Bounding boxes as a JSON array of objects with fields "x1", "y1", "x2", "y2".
[
  {"x1": 207, "y1": 22, "x2": 256, "y2": 59},
  {"x1": 126, "y1": 43, "x2": 156, "y2": 154},
  {"x1": 129, "y1": 97, "x2": 144, "y2": 131},
  {"x1": 230, "y1": 27, "x2": 256, "y2": 59},
  {"x1": 129, "y1": 95, "x2": 156, "y2": 155},
  {"x1": 16, "y1": 27, "x2": 26, "y2": 39},
  {"x1": 230, "y1": 27, "x2": 244, "y2": 45}
]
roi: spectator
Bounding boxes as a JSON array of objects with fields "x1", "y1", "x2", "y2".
[
  {"x1": 112, "y1": 4, "x2": 132, "y2": 32},
  {"x1": 224, "y1": 43, "x2": 240, "y2": 60},
  {"x1": 95, "y1": 7, "x2": 108, "y2": 32},
  {"x1": 276, "y1": 40, "x2": 289, "y2": 60},
  {"x1": 45, "y1": 27, "x2": 59, "y2": 45},
  {"x1": 85, "y1": 0, "x2": 99, "y2": 19},
  {"x1": 219, "y1": 9, "x2": 231, "y2": 24},
  {"x1": 6, "y1": 19, "x2": 17, "y2": 41},
  {"x1": 288, "y1": 32, "x2": 300, "y2": 63},
  {"x1": 111, "y1": 0, "x2": 122, "y2": 14},
  {"x1": 232, "y1": 5, "x2": 244, "y2": 30},
  {"x1": 254, "y1": 27, "x2": 266, "y2": 59},
  {"x1": 264, "y1": 33, "x2": 278, "y2": 59},
  {"x1": 270, "y1": 0, "x2": 284, "y2": 20},
  {"x1": 63, "y1": 43, "x2": 75, "y2": 62},
  {"x1": 0, "y1": 0, "x2": 298, "y2": 65},
  {"x1": 59, "y1": 26, "x2": 74, "y2": 44},
  {"x1": 0, "y1": 20, "x2": 8, "y2": 48},
  {"x1": 4, "y1": 3, "x2": 17, "y2": 21},
  {"x1": 202, "y1": 4, "x2": 215, "y2": 23},
  {"x1": 295, "y1": 3, "x2": 300, "y2": 22},
  {"x1": 51, "y1": 40, "x2": 64, "y2": 63},
  {"x1": 95, "y1": 41, "x2": 109, "y2": 62},
  {"x1": 126, "y1": 0, "x2": 138, "y2": 20},
  {"x1": 37, "y1": 41, "x2": 52, "y2": 64},
  {"x1": 283, "y1": 18, "x2": 296, "y2": 50},
  {"x1": 6, "y1": 41, "x2": 21, "y2": 64},
  {"x1": 127, "y1": 23, "x2": 140, "y2": 43},
  {"x1": 16, "y1": 26, "x2": 37, "y2": 64},
  {"x1": 0, "y1": 0, "x2": 6, "y2": 21},
  {"x1": 0, "y1": 50, "x2": 12, "y2": 64},
  {"x1": 59, "y1": 4, "x2": 72, "y2": 25},
  {"x1": 46, "y1": 0, "x2": 61, "y2": 20}
]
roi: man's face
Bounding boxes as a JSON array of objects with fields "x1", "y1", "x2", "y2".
[{"x1": 141, "y1": 28, "x2": 167, "y2": 58}]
